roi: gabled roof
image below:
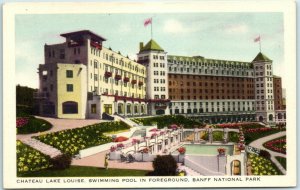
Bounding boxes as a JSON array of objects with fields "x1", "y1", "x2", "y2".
[
  {"x1": 140, "y1": 39, "x2": 164, "y2": 52},
  {"x1": 252, "y1": 52, "x2": 271, "y2": 62}
]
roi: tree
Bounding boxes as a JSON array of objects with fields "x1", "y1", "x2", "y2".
[{"x1": 152, "y1": 155, "x2": 178, "y2": 176}]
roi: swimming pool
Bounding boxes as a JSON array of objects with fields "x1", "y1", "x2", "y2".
[{"x1": 180, "y1": 144, "x2": 234, "y2": 155}]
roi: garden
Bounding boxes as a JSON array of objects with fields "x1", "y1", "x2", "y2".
[
  {"x1": 17, "y1": 140, "x2": 52, "y2": 175},
  {"x1": 131, "y1": 115, "x2": 204, "y2": 129},
  {"x1": 214, "y1": 123, "x2": 285, "y2": 144},
  {"x1": 17, "y1": 116, "x2": 53, "y2": 134},
  {"x1": 248, "y1": 153, "x2": 282, "y2": 175},
  {"x1": 33, "y1": 121, "x2": 130, "y2": 155},
  {"x1": 263, "y1": 136, "x2": 286, "y2": 154}
]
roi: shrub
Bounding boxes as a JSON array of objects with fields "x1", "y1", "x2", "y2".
[
  {"x1": 259, "y1": 150, "x2": 271, "y2": 159},
  {"x1": 132, "y1": 115, "x2": 204, "y2": 129},
  {"x1": 17, "y1": 116, "x2": 52, "y2": 134},
  {"x1": 152, "y1": 155, "x2": 178, "y2": 176},
  {"x1": 50, "y1": 154, "x2": 72, "y2": 170}
]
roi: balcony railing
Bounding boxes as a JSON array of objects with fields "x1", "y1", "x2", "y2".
[
  {"x1": 115, "y1": 74, "x2": 122, "y2": 80},
  {"x1": 131, "y1": 79, "x2": 137, "y2": 84},
  {"x1": 104, "y1": 71, "x2": 112, "y2": 78},
  {"x1": 68, "y1": 41, "x2": 83, "y2": 47},
  {"x1": 155, "y1": 105, "x2": 167, "y2": 110},
  {"x1": 148, "y1": 99, "x2": 170, "y2": 103},
  {"x1": 137, "y1": 59, "x2": 149, "y2": 64},
  {"x1": 138, "y1": 81, "x2": 144, "y2": 86},
  {"x1": 33, "y1": 92, "x2": 49, "y2": 99},
  {"x1": 90, "y1": 41, "x2": 102, "y2": 50},
  {"x1": 123, "y1": 77, "x2": 130, "y2": 83}
]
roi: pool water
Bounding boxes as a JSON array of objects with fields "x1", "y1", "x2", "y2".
[{"x1": 182, "y1": 144, "x2": 234, "y2": 155}]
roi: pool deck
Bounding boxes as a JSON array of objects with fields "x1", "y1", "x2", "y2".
[{"x1": 72, "y1": 150, "x2": 154, "y2": 171}]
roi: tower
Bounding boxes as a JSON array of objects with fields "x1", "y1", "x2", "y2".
[
  {"x1": 137, "y1": 39, "x2": 170, "y2": 115},
  {"x1": 252, "y1": 52, "x2": 275, "y2": 124}
]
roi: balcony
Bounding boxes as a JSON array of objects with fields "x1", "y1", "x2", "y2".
[
  {"x1": 137, "y1": 59, "x2": 149, "y2": 65},
  {"x1": 155, "y1": 105, "x2": 167, "y2": 110},
  {"x1": 138, "y1": 81, "x2": 144, "y2": 86},
  {"x1": 123, "y1": 77, "x2": 130, "y2": 83},
  {"x1": 90, "y1": 41, "x2": 102, "y2": 50},
  {"x1": 68, "y1": 40, "x2": 83, "y2": 47},
  {"x1": 115, "y1": 74, "x2": 122, "y2": 80},
  {"x1": 148, "y1": 99, "x2": 171, "y2": 103},
  {"x1": 33, "y1": 92, "x2": 49, "y2": 99},
  {"x1": 104, "y1": 71, "x2": 112, "y2": 78},
  {"x1": 131, "y1": 79, "x2": 137, "y2": 85}
]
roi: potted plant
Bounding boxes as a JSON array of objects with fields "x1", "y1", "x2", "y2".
[
  {"x1": 116, "y1": 143, "x2": 124, "y2": 150},
  {"x1": 110, "y1": 146, "x2": 117, "y2": 152},
  {"x1": 217, "y1": 147, "x2": 226, "y2": 156},
  {"x1": 177, "y1": 147, "x2": 186, "y2": 155}
]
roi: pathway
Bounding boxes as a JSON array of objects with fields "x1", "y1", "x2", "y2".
[
  {"x1": 17, "y1": 116, "x2": 105, "y2": 157},
  {"x1": 249, "y1": 131, "x2": 286, "y2": 174}
]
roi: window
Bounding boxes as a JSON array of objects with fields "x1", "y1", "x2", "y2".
[
  {"x1": 62, "y1": 101, "x2": 78, "y2": 114},
  {"x1": 67, "y1": 84, "x2": 73, "y2": 92},
  {"x1": 91, "y1": 104, "x2": 97, "y2": 114},
  {"x1": 66, "y1": 70, "x2": 73, "y2": 78},
  {"x1": 94, "y1": 60, "x2": 98, "y2": 68}
]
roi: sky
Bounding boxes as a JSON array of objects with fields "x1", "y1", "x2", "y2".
[{"x1": 15, "y1": 13, "x2": 285, "y2": 89}]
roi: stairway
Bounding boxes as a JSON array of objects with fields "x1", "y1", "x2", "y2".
[{"x1": 114, "y1": 114, "x2": 139, "y2": 128}]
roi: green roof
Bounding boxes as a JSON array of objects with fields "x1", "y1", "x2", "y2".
[
  {"x1": 140, "y1": 39, "x2": 164, "y2": 52},
  {"x1": 252, "y1": 52, "x2": 271, "y2": 62}
]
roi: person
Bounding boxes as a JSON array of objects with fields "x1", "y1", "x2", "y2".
[{"x1": 104, "y1": 153, "x2": 109, "y2": 170}]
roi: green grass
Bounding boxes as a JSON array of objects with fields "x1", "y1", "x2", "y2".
[
  {"x1": 245, "y1": 129, "x2": 283, "y2": 145},
  {"x1": 17, "y1": 116, "x2": 52, "y2": 134},
  {"x1": 275, "y1": 156, "x2": 286, "y2": 170},
  {"x1": 18, "y1": 166, "x2": 149, "y2": 177},
  {"x1": 131, "y1": 115, "x2": 204, "y2": 129}
]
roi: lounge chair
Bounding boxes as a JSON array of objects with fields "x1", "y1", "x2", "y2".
[
  {"x1": 127, "y1": 154, "x2": 135, "y2": 163},
  {"x1": 120, "y1": 154, "x2": 127, "y2": 162}
]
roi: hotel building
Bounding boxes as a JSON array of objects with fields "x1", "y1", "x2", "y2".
[
  {"x1": 36, "y1": 30, "x2": 147, "y2": 119},
  {"x1": 35, "y1": 30, "x2": 285, "y2": 124}
]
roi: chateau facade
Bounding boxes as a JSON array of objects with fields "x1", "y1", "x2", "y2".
[{"x1": 35, "y1": 30, "x2": 286, "y2": 124}]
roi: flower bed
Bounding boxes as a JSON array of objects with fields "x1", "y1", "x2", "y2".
[
  {"x1": 216, "y1": 122, "x2": 263, "y2": 129},
  {"x1": 131, "y1": 115, "x2": 204, "y2": 129},
  {"x1": 248, "y1": 153, "x2": 282, "y2": 175},
  {"x1": 17, "y1": 140, "x2": 52, "y2": 175},
  {"x1": 244, "y1": 128, "x2": 283, "y2": 145},
  {"x1": 263, "y1": 136, "x2": 286, "y2": 154},
  {"x1": 34, "y1": 122, "x2": 129, "y2": 155},
  {"x1": 17, "y1": 116, "x2": 52, "y2": 134}
]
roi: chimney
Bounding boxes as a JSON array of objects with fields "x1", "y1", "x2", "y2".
[{"x1": 139, "y1": 42, "x2": 144, "y2": 50}]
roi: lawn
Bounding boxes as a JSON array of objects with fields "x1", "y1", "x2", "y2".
[
  {"x1": 33, "y1": 121, "x2": 130, "y2": 155},
  {"x1": 131, "y1": 115, "x2": 204, "y2": 129},
  {"x1": 17, "y1": 116, "x2": 52, "y2": 134},
  {"x1": 275, "y1": 156, "x2": 286, "y2": 170},
  {"x1": 18, "y1": 166, "x2": 148, "y2": 177}
]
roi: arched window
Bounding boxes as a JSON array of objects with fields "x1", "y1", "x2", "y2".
[{"x1": 62, "y1": 101, "x2": 78, "y2": 114}]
